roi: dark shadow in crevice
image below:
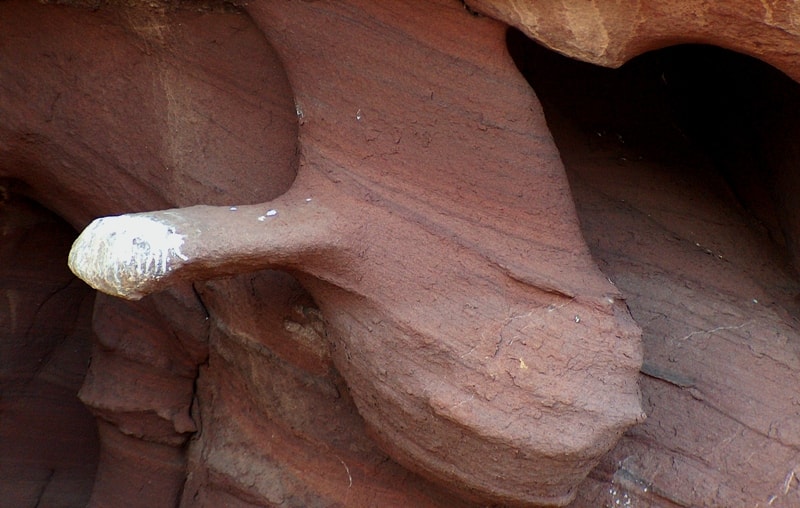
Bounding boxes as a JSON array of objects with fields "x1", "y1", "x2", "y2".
[
  {"x1": 0, "y1": 184, "x2": 99, "y2": 507},
  {"x1": 507, "y1": 29, "x2": 800, "y2": 268},
  {"x1": 506, "y1": 28, "x2": 800, "y2": 508}
]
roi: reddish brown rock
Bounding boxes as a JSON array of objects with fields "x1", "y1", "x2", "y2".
[
  {"x1": 0, "y1": 0, "x2": 297, "y2": 226},
  {"x1": 0, "y1": 192, "x2": 98, "y2": 507},
  {"x1": 1, "y1": 0, "x2": 296, "y2": 505},
  {"x1": 469, "y1": 0, "x2": 800, "y2": 82},
  {"x1": 480, "y1": 1, "x2": 800, "y2": 283},
  {"x1": 4, "y1": 0, "x2": 800, "y2": 506},
  {"x1": 506, "y1": 34, "x2": 800, "y2": 507},
  {"x1": 67, "y1": 0, "x2": 644, "y2": 505},
  {"x1": 181, "y1": 271, "x2": 476, "y2": 507},
  {"x1": 75, "y1": 289, "x2": 208, "y2": 506}
]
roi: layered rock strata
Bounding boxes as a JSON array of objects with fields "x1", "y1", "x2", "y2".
[{"x1": 3, "y1": 0, "x2": 800, "y2": 506}]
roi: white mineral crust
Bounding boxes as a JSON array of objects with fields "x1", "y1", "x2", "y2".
[{"x1": 68, "y1": 214, "x2": 189, "y2": 299}]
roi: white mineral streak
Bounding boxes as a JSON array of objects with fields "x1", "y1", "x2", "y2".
[{"x1": 68, "y1": 214, "x2": 189, "y2": 300}]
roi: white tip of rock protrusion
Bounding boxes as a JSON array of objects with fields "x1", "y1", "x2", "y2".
[{"x1": 68, "y1": 214, "x2": 189, "y2": 300}]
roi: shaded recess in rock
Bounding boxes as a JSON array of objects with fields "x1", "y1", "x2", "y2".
[
  {"x1": 508, "y1": 29, "x2": 800, "y2": 271},
  {"x1": 508, "y1": 29, "x2": 800, "y2": 507},
  {"x1": 0, "y1": 188, "x2": 99, "y2": 507}
]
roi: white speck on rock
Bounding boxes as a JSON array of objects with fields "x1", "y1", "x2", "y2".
[
  {"x1": 266, "y1": 209, "x2": 278, "y2": 217},
  {"x1": 229, "y1": 206, "x2": 238, "y2": 211}
]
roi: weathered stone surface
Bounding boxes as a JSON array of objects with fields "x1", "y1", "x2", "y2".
[
  {"x1": 507, "y1": 34, "x2": 800, "y2": 507},
  {"x1": 66, "y1": 0, "x2": 644, "y2": 504},
  {"x1": 4, "y1": 0, "x2": 800, "y2": 506},
  {"x1": 0, "y1": 0, "x2": 297, "y2": 226},
  {"x1": 0, "y1": 1, "x2": 297, "y2": 505},
  {"x1": 469, "y1": 0, "x2": 800, "y2": 82},
  {"x1": 76, "y1": 291, "x2": 207, "y2": 506},
  {"x1": 181, "y1": 271, "x2": 477, "y2": 507}
]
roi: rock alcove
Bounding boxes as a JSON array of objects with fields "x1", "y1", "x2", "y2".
[{"x1": 508, "y1": 30, "x2": 800, "y2": 506}]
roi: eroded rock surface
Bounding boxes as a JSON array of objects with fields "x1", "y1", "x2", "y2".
[
  {"x1": 2, "y1": 0, "x2": 800, "y2": 507},
  {"x1": 0, "y1": 0, "x2": 298, "y2": 226},
  {"x1": 65, "y1": 0, "x2": 645, "y2": 504},
  {"x1": 469, "y1": 0, "x2": 800, "y2": 83},
  {"x1": 508, "y1": 34, "x2": 800, "y2": 506}
]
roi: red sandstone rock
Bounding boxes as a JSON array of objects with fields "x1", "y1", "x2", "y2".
[
  {"x1": 0, "y1": 193, "x2": 98, "y2": 507},
  {"x1": 0, "y1": 1, "x2": 297, "y2": 505},
  {"x1": 181, "y1": 271, "x2": 476, "y2": 507},
  {"x1": 67, "y1": 0, "x2": 645, "y2": 504},
  {"x1": 0, "y1": 0, "x2": 297, "y2": 226},
  {"x1": 507, "y1": 35, "x2": 800, "y2": 507},
  {"x1": 3, "y1": 0, "x2": 800, "y2": 506},
  {"x1": 469, "y1": 0, "x2": 800, "y2": 83}
]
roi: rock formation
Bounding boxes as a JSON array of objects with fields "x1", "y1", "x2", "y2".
[
  {"x1": 469, "y1": 0, "x2": 800, "y2": 82},
  {"x1": 507, "y1": 32, "x2": 800, "y2": 507},
  {"x1": 65, "y1": 0, "x2": 646, "y2": 504},
  {"x1": 2, "y1": 0, "x2": 800, "y2": 507}
]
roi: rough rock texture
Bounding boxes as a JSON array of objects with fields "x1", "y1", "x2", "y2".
[
  {"x1": 469, "y1": 0, "x2": 800, "y2": 83},
  {"x1": 0, "y1": 0, "x2": 298, "y2": 226},
  {"x1": 507, "y1": 33, "x2": 800, "y2": 507},
  {"x1": 67, "y1": 0, "x2": 645, "y2": 505},
  {"x1": 477, "y1": 0, "x2": 800, "y2": 284},
  {"x1": 78, "y1": 289, "x2": 209, "y2": 507},
  {"x1": 3, "y1": 0, "x2": 800, "y2": 507},
  {"x1": 181, "y1": 271, "x2": 478, "y2": 507},
  {"x1": 0, "y1": 0, "x2": 297, "y2": 505}
]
